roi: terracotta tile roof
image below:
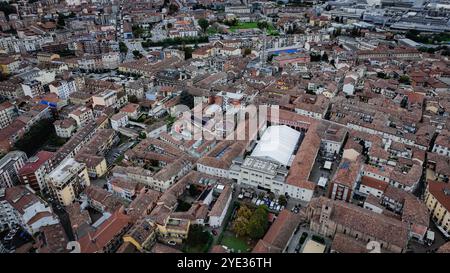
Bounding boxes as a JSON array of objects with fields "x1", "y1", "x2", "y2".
[
  {"x1": 28, "y1": 211, "x2": 54, "y2": 225},
  {"x1": 427, "y1": 180, "x2": 450, "y2": 212},
  {"x1": 208, "y1": 185, "x2": 232, "y2": 217},
  {"x1": 3, "y1": 185, "x2": 41, "y2": 214},
  {"x1": 437, "y1": 242, "x2": 450, "y2": 253},
  {"x1": 331, "y1": 233, "x2": 370, "y2": 253},
  {"x1": 361, "y1": 176, "x2": 388, "y2": 192},
  {"x1": 197, "y1": 141, "x2": 246, "y2": 170},
  {"x1": 36, "y1": 224, "x2": 69, "y2": 253},
  {"x1": 78, "y1": 210, "x2": 131, "y2": 253},
  {"x1": 150, "y1": 243, "x2": 182, "y2": 253},
  {"x1": 402, "y1": 194, "x2": 429, "y2": 227},
  {"x1": 332, "y1": 159, "x2": 362, "y2": 189},
  {"x1": 252, "y1": 209, "x2": 301, "y2": 253},
  {"x1": 120, "y1": 103, "x2": 140, "y2": 113},
  {"x1": 330, "y1": 200, "x2": 409, "y2": 249},
  {"x1": 210, "y1": 245, "x2": 227, "y2": 253},
  {"x1": 127, "y1": 189, "x2": 161, "y2": 221},
  {"x1": 18, "y1": 151, "x2": 53, "y2": 175}
]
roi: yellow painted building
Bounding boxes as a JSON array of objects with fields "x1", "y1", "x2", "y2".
[
  {"x1": 156, "y1": 217, "x2": 190, "y2": 243},
  {"x1": 46, "y1": 158, "x2": 91, "y2": 206},
  {"x1": 37, "y1": 52, "x2": 60, "y2": 64},
  {"x1": 0, "y1": 57, "x2": 20, "y2": 75},
  {"x1": 123, "y1": 220, "x2": 157, "y2": 252},
  {"x1": 425, "y1": 181, "x2": 450, "y2": 237}
]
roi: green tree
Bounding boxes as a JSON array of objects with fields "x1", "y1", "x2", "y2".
[
  {"x1": 257, "y1": 21, "x2": 269, "y2": 30},
  {"x1": 233, "y1": 217, "x2": 249, "y2": 237},
  {"x1": 188, "y1": 184, "x2": 199, "y2": 196},
  {"x1": 247, "y1": 217, "x2": 266, "y2": 239},
  {"x1": 183, "y1": 46, "x2": 194, "y2": 60},
  {"x1": 186, "y1": 225, "x2": 209, "y2": 246},
  {"x1": 224, "y1": 18, "x2": 238, "y2": 26},
  {"x1": 14, "y1": 118, "x2": 56, "y2": 156},
  {"x1": 243, "y1": 48, "x2": 252, "y2": 56},
  {"x1": 139, "y1": 132, "x2": 147, "y2": 139},
  {"x1": 132, "y1": 50, "x2": 143, "y2": 59},
  {"x1": 377, "y1": 72, "x2": 388, "y2": 79},
  {"x1": 399, "y1": 75, "x2": 410, "y2": 85},
  {"x1": 119, "y1": 41, "x2": 128, "y2": 54},
  {"x1": 236, "y1": 205, "x2": 252, "y2": 219},
  {"x1": 132, "y1": 25, "x2": 144, "y2": 38},
  {"x1": 198, "y1": 18, "x2": 209, "y2": 33},
  {"x1": 246, "y1": 205, "x2": 268, "y2": 239}
]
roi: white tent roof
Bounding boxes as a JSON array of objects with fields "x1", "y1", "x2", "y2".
[{"x1": 251, "y1": 125, "x2": 301, "y2": 166}]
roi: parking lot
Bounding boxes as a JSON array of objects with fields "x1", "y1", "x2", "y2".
[{"x1": 236, "y1": 187, "x2": 287, "y2": 213}]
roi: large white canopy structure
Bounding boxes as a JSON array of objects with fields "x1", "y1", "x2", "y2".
[{"x1": 251, "y1": 125, "x2": 301, "y2": 167}]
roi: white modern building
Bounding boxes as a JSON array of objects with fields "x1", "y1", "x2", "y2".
[
  {"x1": 92, "y1": 90, "x2": 118, "y2": 108},
  {"x1": 110, "y1": 112, "x2": 129, "y2": 131},
  {"x1": 230, "y1": 125, "x2": 302, "y2": 196},
  {"x1": 49, "y1": 80, "x2": 78, "y2": 100}
]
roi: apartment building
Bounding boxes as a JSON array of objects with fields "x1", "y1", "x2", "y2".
[
  {"x1": 0, "y1": 185, "x2": 59, "y2": 234},
  {"x1": 53, "y1": 118, "x2": 77, "y2": 138},
  {"x1": 92, "y1": 90, "x2": 118, "y2": 108},
  {"x1": 18, "y1": 151, "x2": 54, "y2": 193},
  {"x1": 0, "y1": 101, "x2": 17, "y2": 129},
  {"x1": 46, "y1": 158, "x2": 90, "y2": 206},
  {"x1": 432, "y1": 130, "x2": 450, "y2": 158},
  {"x1": 0, "y1": 151, "x2": 28, "y2": 189},
  {"x1": 425, "y1": 181, "x2": 450, "y2": 238},
  {"x1": 68, "y1": 106, "x2": 94, "y2": 128},
  {"x1": 110, "y1": 112, "x2": 129, "y2": 131},
  {"x1": 49, "y1": 79, "x2": 78, "y2": 100},
  {"x1": 21, "y1": 80, "x2": 45, "y2": 98}
]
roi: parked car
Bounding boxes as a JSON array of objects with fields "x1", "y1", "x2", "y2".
[{"x1": 167, "y1": 241, "x2": 176, "y2": 246}]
